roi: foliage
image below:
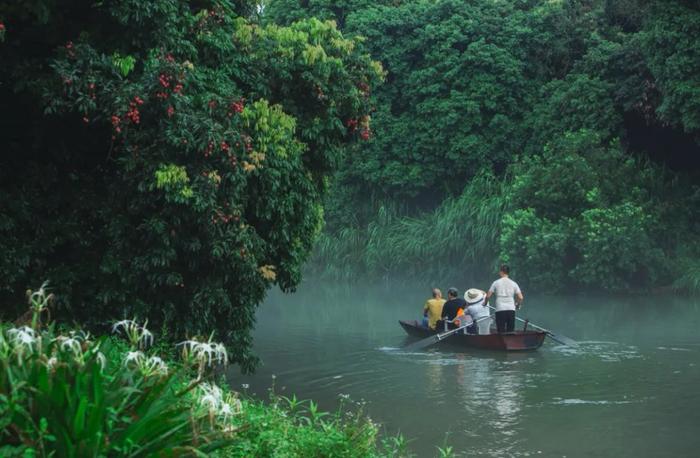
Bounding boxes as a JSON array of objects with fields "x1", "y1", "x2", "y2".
[
  {"x1": 500, "y1": 131, "x2": 670, "y2": 290},
  {"x1": 0, "y1": 0, "x2": 382, "y2": 371},
  {"x1": 639, "y1": 2, "x2": 700, "y2": 135},
  {"x1": 0, "y1": 286, "x2": 236, "y2": 457},
  {"x1": 308, "y1": 173, "x2": 508, "y2": 284},
  {"x1": 0, "y1": 285, "x2": 406, "y2": 457},
  {"x1": 279, "y1": 0, "x2": 700, "y2": 291},
  {"x1": 216, "y1": 392, "x2": 408, "y2": 458}
]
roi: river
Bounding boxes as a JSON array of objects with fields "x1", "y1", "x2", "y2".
[{"x1": 230, "y1": 282, "x2": 700, "y2": 457}]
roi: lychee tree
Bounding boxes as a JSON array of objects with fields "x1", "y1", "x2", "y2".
[{"x1": 0, "y1": 0, "x2": 382, "y2": 371}]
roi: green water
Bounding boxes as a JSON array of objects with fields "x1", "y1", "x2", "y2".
[{"x1": 231, "y1": 283, "x2": 700, "y2": 457}]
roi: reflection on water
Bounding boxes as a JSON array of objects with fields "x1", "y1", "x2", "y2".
[{"x1": 231, "y1": 282, "x2": 700, "y2": 457}]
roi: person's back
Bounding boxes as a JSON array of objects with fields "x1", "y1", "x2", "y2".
[
  {"x1": 423, "y1": 288, "x2": 445, "y2": 330},
  {"x1": 440, "y1": 288, "x2": 467, "y2": 330},
  {"x1": 489, "y1": 277, "x2": 520, "y2": 312},
  {"x1": 486, "y1": 265, "x2": 523, "y2": 333}
]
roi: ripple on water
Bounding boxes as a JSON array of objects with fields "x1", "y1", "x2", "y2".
[
  {"x1": 550, "y1": 397, "x2": 637, "y2": 406},
  {"x1": 549, "y1": 340, "x2": 642, "y2": 362},
  {"x1": 656, "y1": 346, "x2": 693, "y2": 352}
]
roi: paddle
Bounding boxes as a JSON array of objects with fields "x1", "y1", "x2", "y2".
[
  {"x1": 403, "y1": 314, "x2": 493, "y2": 351},
  {"x1": 486, "y1": 305, "x2": 578, "y2": 346}
]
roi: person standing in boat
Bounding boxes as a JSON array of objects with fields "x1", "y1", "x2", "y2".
[
  {"x1": 464, "y1": 288, "x2": 491, "y2": 335},
  {"x1": 485, "y1": 264, "x2": 523, "y2": 333},
  {"x1": 422, "y1": 288, "x2": 446, "y2": 330},
  {"x1": 438, "y1": 287, "x2": 468, "y2": 331}
]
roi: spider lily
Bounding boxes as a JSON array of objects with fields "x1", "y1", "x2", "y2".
[
  {"x1": 112, "y1": 319, "x2": 154, "y2": 349},
  {"x1": 7, "y1": 326, "x2": 38, "y2": 347},
  {"x1": 140, "y1": 356, "x2": 168, "y2": 377},
  {"x1": 198, "y1": 382, "x2": 224, "y2": 411},
  {"x1": 124, "y1": 350, "x2": 145, "y2": 366},
  {"x1": 123, "y1": 351, "x2": 168, "y2": 377},
  {"x1": 7, "y1": 326, "x2": 40, "y2": 362},
  {"x1": 178, "y1": 335, "x2": 228, "y2": 377},
  {"x1": 197, "y1": 383, "x2": 240, "y2": 427},
  {"x1": 26, "y1": 281, "x2": 53, "y2": 329}
]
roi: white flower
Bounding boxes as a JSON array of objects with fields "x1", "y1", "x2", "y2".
[
  {"x1": 178, "y1": 337, "x2": 228, "y2": 372},
  {"x1": 219, "y1": 402, "x2": 234, "y2": 420},
  {"x1": 212, "y1": 342, "x2": 228, "y2": 365},
  {"x1": 140, "y1": 327, "x2": 154, "y2": 348},
  {"x1": 198, "y1": 382, "x2": 224, "y2": 411},
  {"x1": 96, "y1": 352, "x2": 107, "y2": 371},
  {"x1": 7, "y1": 326, "x2": 37, "y2": 346},
  {"x1": 112, "y1": 319, "x2": 135, "y2": 334},
  {"x1": 143, "y1": 356, "x2": 168, "y2": 376},
  {"x1": 198, "y1": 383, "x2": 242, "y2": 425},
  {"x1": 7, "y1": 327, "x2": 40, "y2": 362},
  {"x1": 123, "y1": 351, "x2": 169, "y2": 377},
  {"x1": 124, "y1": 350, "x2": 145, "y2": 366},
  {"x1": 58, "y1": 337, "x2": 82, "y2": 355},
  {"x1": 112, "y1": 319, "x2": 154, "y2": 349}
]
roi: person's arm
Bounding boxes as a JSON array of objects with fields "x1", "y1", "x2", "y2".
[
  {"x1": 423, "y1": 301, "x2": 429, "y2": 316},
  {"x1": 485, "y1": 282, "x2": 496, "y2": 307},
  {"x1": 515, "y1": 283, "x2": 523, "y2": 309}
]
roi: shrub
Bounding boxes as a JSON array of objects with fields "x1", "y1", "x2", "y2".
[
  {"x1": 1, "y1": 284, "x2": 406, "y2": 457},
  {"x1": 0, "y1": 1, "x2": 382, "y2": 371},
  {"x1": 0, "y1": 285, "x2": 238, "y2": 456}
]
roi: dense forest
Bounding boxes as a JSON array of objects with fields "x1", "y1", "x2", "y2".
[
  {"x1": 0, "y1": 0, "x2": 381, "y2": 369},
  {"x1": 2, "y1": 1, "x2": 700, "y2": 456},
  {"x1": 1, "y1": 0, "x2": 700, "y2": 364},
  {"x1": 266, "y1": 0, "x2": 700, "y2": 293}
]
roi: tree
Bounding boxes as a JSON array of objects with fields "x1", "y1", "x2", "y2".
[{"x1": 0, "y1": 0, "x2": 381, "y2": 371}]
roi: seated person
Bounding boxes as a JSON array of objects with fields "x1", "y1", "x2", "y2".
[
  {"x1": 422, "y1": 288, "x2": 445, "y2": 330},
  {"x1": 437, "y1": 287, "x2": 467, "y2": 331},
  {"x1": 464, "y1": 288, "x2": 491, "y2": 335}
]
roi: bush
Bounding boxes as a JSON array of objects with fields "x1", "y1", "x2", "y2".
[
  {"x1": 0, "y1": 285, "x2": 239, "y2": 456},
  {"x1": 499, "y1": 131, "x2": 669, "y2": 290},
  {"x1": 0, "y1": 285, "x2": 406, "y2": 457},
  {"x1": 217, "y1": 393, "x2": 407, "y2": 458},
  {"x1": 0, "y1": 1, "x2": 382, "y2": 371}
]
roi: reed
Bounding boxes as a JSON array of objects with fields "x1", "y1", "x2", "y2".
[
  {"x1": 309, "y1": 172, "x2": 508, "y2": 283},
  {"x1": 673, "y1": 256, "x2": 700, "y2": 293}
]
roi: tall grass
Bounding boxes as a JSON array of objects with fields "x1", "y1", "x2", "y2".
[
  {"x1": 673, "y1": 257, "x2": 700, "y2": 293},
  {"x1": 309, "y1": 173, "x2": 508, "y2": 283}
]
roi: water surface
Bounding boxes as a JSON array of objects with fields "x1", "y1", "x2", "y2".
[{"x1": 231, "y1": 283, "x2": 700, "y2": 457}]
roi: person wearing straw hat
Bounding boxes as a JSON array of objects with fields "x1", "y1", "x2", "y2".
[{"x1": 464, "y1": 288, "x2": 491, "y2": 335}]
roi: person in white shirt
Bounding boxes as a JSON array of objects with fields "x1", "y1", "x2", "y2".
[
  {"x1": 485, "y1": 264, "x2": 523, "y2": 333},
  {"x1": 464, "y1": 288, "x2": 491, "y2": 334}
]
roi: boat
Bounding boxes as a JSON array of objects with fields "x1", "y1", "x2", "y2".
[{"x1": 399, "y1": 319, "x2": 546, "y2": 351}]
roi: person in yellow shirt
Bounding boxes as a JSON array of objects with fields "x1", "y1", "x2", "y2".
[{"x1": 422, "y1": 288, "x2": 446, "y2": 330}]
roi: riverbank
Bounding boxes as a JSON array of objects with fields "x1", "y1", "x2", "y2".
[{"x1": 0, "y1": 287, "x2": 408, "y2": 457}]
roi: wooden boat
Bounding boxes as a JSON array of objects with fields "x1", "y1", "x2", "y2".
[{"x1": 399, "y1": 320, "x2": 546, "y2": 351}]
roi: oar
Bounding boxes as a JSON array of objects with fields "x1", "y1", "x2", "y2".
[
  {"x1": 486, "y1": 305, "x2": 578, "y2": 346},
  {"x1": 403, "y1": 315, "x2": 492, "y2": 351}
]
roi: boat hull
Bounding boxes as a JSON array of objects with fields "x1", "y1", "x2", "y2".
[{"x1": 399, "y1": 320, "x2": 546, "y2": 351}]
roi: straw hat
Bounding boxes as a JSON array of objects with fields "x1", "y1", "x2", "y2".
[{"x1": 464, "y1": 288, "x2": 485, "y2": 305}]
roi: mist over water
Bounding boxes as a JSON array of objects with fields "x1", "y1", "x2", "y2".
[{"x1": 230, "y1": 281, "x2": 700, "y2": 457}]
